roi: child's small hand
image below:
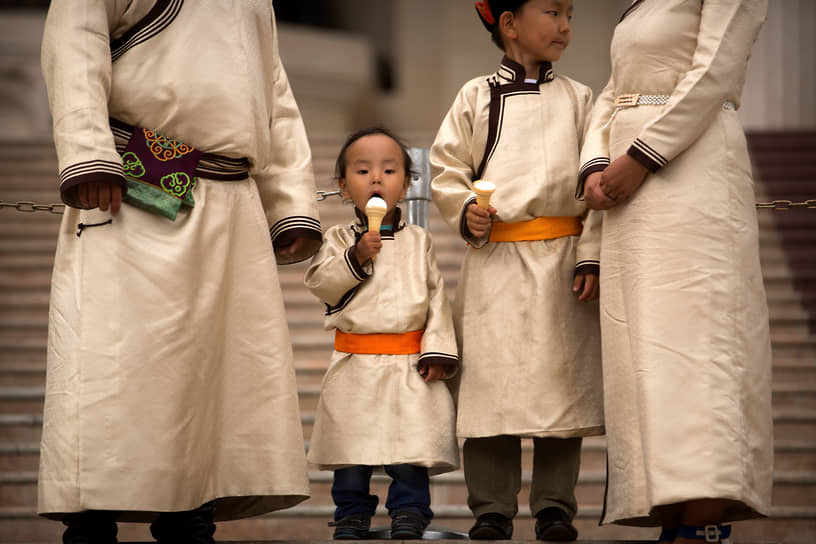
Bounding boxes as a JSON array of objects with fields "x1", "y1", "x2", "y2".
[
  {"x1": 465, "y1": 202, "x2": 496, "y2": 238},
  {"x1": 583, "y1": 172, "x2": 617, "y2": 210},
  {"x1": 355, "y1": 231, "x2": 382, "y2": 263},
  {"x1": 573, "y1": 273, "x2": 599, "y2": 302},
  {"x1": 418, "y1": 363, "x2": 447, "y2": 383}
]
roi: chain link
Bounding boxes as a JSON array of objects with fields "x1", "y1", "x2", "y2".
[
  {"x1": 755, "y1": 199, "x2": 816, "y2": 210},
  {"x1": 0, "y1": 200, "x2": 66, "y2": 214},
  {"x1": 3, "y1": 197, "x2": 816, "y2": 215}
]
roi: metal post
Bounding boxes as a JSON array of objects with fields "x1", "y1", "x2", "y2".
[{"x1": 405, "y1": 147, "x2": 432, "y2": 228}]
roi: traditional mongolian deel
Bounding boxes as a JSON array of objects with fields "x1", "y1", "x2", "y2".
[
  {"x1": 39, "y1": 0, "x2": 320, "y2": 522},
  {"x1": 430, "y1": 57, "x2": 604, "y2": 440},
  {"x1": 304, "y1": 211, "x2": 460, "y2": 474},
  {"x1": 578, "y1": 0, "x2": 773, "y2": 527}
]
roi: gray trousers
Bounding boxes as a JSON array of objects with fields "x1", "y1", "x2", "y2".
[{"x1": 463, "y1": 435, "x2": 582, "y2": 519}]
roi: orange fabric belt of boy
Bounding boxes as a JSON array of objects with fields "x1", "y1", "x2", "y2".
[
  {"x1": 334, "y1": 330, "x2": 424, "y2": 355},
  {"x1": 489, "y1": 216, "x2": 583, "y2": 242}
]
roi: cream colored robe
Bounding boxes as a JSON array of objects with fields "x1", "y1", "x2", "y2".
[
  {"x1": 578, "y1": 0, "x2": 773, "y2": 526},
  {"x1": 304, "y1": 214, "x2": 459, "y2": 474},
  {"x1": 430, "y1": 57, "x2": 604, "y2": 440},
  {"x1": 39, "y1": 1, "x2": 319, "y2": 521}
]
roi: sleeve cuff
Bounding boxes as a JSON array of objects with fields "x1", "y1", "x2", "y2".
[
  {"x1": 459, "y1": 196, "x2": 490, "y2": 248},
  {"x1": 574, "y1": 261, "x2": 600, "y2": 277},
  {"x1": 58, "y1": 160, "x2": 127, "y2": 209},
  {"x1": 270, "y1": 216, "x2": 323, "y2": 264},
  {"x1": 627, "y1": 139, "x2": 667, "y2": 172},
  {"x1": 576, "y1": 158, "x2": 609, "y2": 200},
  {"x1": 418, "y1": 352, "x2": 460, "y2": 379},
  {"x1": 345, "y1": 246, "x2": 372, "y2": 281}
]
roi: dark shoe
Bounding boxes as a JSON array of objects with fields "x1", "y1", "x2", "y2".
[
  {"x1": 534, "y1": 507, "x2": 578, "y2": 541},
  {"x1": 329, "y1": 513, "x2": 371, "y2": 540},
  {"x1": 469, "y1": 512, "x2": 513, "y2": 540},
  {"x1": 390, "y1": 510, "x2": 429, "y2": 539},
  {"x1": 62, "y1": 511, "x2": 118, "y2": 544},
  {"x1": 150, "y1": 502, "x2": 216, "y2": 544}
]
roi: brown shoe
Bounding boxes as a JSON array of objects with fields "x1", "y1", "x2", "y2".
[
  {"x1": 534, "y1": 507, "x2": 578, "y2": 541},
  {"x1": 469, "y1": 513, "x2": 513, "y2": 540}
]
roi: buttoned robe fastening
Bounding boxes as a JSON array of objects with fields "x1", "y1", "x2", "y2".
[
  {"x1": 39, "y1": 1, "x2": 320, "y2": 522},
  {"x1": 578, "y1": 0, "x2": 773, "y2": 527}
]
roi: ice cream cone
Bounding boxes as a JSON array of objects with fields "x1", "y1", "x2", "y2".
[
  {"x1": 473, "y1": 180, "x2": 496, "y2": 209},
  {"x1": 365, "y1": 196, "x2": 387, "y2": 233}
]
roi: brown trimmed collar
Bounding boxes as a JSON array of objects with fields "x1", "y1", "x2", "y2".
[{"x1": 496, "y1": 56, "x2": 554, "y2": 85}]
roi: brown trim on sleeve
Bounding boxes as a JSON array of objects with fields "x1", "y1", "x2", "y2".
[
  {"x1": 345, "y1": 246, "x2": 371, "y2": 282},
  {"x1": 627, "y1": 139, "x2": 666, "y2": 172},
  {"x1": 574, "y1": 262, "x2": 600, "y2": 277},
  {"x1": 418, "y1": 353, "x2": 460, "y2": 368},
  {"x1": 58, "y1": 161, "x2": 127, "y2": 209},
  {"x1": 576, "y1": 158, "x2": 610, "y2": 199}
]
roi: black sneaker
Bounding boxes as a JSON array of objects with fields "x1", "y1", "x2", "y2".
[
  {"x1": 390, "y1": 510, "x2": 429, "y2": 539},
  {"x1": 469, "y1": 512, "x2": 513, "y2": 540},
  {"x1": 329, "y1": 513, "x2": 371, "y2": 540},
  {"x1": 534, "y1": 507, "x2": 578, "y2": 541}
]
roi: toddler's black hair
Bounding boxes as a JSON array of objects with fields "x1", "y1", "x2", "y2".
[{"x1": 334, "y1": 126, "x2": 415, "y2": 182}]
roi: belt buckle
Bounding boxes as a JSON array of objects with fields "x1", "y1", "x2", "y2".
[
  {"x1": 702, "y1": 525, "x2": 720, "y2": 542},
  {"x1": 615, "y1": 93, "x2": 640, "y2": 107}
]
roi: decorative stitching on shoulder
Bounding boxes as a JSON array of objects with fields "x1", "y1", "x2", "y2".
[{"x1": 111, "y1": 0, "x2": 184, "y2": 62}]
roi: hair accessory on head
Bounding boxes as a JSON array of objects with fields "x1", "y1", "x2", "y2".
[{"x1": 475, "y1": 1, "x2": 496, "y2": 30}]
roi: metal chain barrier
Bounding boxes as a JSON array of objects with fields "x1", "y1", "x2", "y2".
[
  {"x1": 0, "y1": 200, "x2": 66, "y2": 214},
  {"x1": 2, "y1": 197, "x2": 816, "y2": 215},
  {"x1": 755, "y1": 199, "x2": 816, "y2": 210}
]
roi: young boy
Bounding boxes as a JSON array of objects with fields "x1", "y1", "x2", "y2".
[
  {"x1": 430, "y1": 1, "x2": 603, "y2": 540},
  {"x1": 305, "y1": 128, "x2": 459, "y2": 540}
]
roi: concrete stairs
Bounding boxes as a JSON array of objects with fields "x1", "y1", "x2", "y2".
[{"x1": 0, "y1": 133, "x2": 815, "y2": 543}]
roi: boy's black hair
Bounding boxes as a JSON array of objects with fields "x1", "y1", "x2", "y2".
[
  {"x1": 476, "y1": 0, "x2": 530, "y2": 51},
  {"x1": 334, "y1": 126, "x2": 415, "y2": 182}
]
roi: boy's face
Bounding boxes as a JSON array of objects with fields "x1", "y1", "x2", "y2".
[
  {"x1": 510, "y1": 0, "x2": 572, "y2": 63},
  {"x1": 339, "y1": 134, "x2": 408, "y2": 216}
]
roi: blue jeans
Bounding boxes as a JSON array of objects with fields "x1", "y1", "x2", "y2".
[{"x1": 331, "y1": 464, "x2": 433, "y2": 522}]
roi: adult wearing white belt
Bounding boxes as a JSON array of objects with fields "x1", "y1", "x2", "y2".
[{"x1": 578, "y1": 1, "x2": 772, "y2": 544}]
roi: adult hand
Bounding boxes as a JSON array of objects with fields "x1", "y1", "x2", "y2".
[
  {"x1": 573, "y1": 273, "x2": 599, "y2": 302},
  {"x1": 465, "y1": 202, "x2": 496, "y2": 238},
  {"x1": 276, "y1": 236, "x2": 310, "y2": 257},
  {"x1": 583, "y1": 172, "x2": 617, "y2": 210},
  {"x1": 599, "y1": 154, "x2": 649, "y2": 204},
  {"x1": 78, "y1": 180, "x2": 122, "y2": 215}
]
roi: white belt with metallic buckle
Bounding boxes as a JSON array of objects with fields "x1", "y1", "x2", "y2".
[
  {"x1": 602, "y1": 93, "x2": 736, "y2": 129},
  {"x1": 614, "y1": 93, "x2": 736, "y2": 110}
]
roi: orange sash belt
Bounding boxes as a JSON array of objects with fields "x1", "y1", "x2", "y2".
[
  {"x1": 334, "y1": 329, "x2": 424, "y2": 355},
  {"x1": 489, "y1": 216, "x2": 583, "y2": 242}
]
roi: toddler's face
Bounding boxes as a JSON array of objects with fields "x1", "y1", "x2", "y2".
[
  {"x1": 339, "y1": 134, "x2": 408, "y2": 215},
  {"x1": 512, "y1": 0, "x2": 572, "y2": 63}
]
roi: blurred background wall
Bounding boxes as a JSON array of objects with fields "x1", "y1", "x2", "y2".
[{"x1": 0, "y1": 0, "x2": 814, "y2": 143}]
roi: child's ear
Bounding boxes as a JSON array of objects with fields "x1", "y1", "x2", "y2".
[{"x1": 499, "y1": 11, "x2": 517, "y2": 40}]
